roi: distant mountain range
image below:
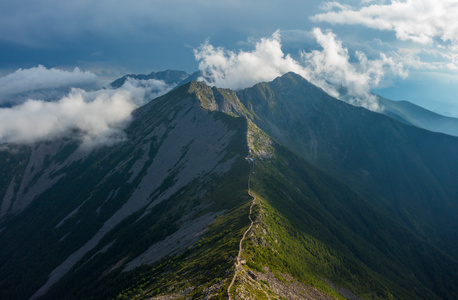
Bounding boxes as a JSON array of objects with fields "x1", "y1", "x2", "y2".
[
  {"x1": 377, "y1": 96, "x2": 458, "y2": 136},
  {"x1": 109, "y1": 69, "x2": 190, "y2": 88},
  {"x1": 0, "y1": 72, "x2": 457, "y2": 299}
]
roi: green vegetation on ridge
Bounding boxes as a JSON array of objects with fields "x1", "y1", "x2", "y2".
[
  {"x1": 0, "y1": 75, "x2": 457, "y2": 300},
  {"x1": 243, "y1": 141, "x2": 457, "y2": 299}
]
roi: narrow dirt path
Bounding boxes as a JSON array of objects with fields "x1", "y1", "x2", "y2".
[
  {"x1": 240, "y1": 267, "x2": 272, "y2": 300},
  {"x1": 227, "y1": 163, "x2": 255, "y2": 300}
]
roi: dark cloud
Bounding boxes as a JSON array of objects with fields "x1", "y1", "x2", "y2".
[
  {"x1": 0, "y1": 0, "x2": 324, "y2": 74},
  {"x1": 0, "y1": 0, "x2": 457, "y2": 115}
]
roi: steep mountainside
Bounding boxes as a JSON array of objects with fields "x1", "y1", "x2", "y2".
[
  {"x1": 0, "y1": 74, "x2": 457, "y2": 300},
  {"x1": 236, "y1": 73, "x2": 458, "y2": 257},
  {"x1": 0, "y1": 84, "x2": 251, "y2": 299},
  {"x1": 189, "y1": 80, "x2": 458, "y2": 299},
  {"x1": 244, "y1": 141, "x2": 457, "y2": 299}
]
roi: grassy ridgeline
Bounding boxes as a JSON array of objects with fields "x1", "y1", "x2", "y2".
[{"x1": 244, "y1": 143, "x2": 457, "y2": 300}]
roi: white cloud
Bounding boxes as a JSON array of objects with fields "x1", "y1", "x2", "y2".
[
  {"x1": 121, "y1": 77, "x2": 175, "y2": 102},
  {"x1": 194, "y1": 31, "x2": 309, "y2": 90},
  {"x1": 312, "y1": 0, "x2": 458, "y2": 46},
  {"x1": 0, "y1": 89, "x2": 135, "y2": 147},
  {"x1": 302, "y1": 28, "x2": 407, "y2": 110},
  {"x1": 0, "y1": 65, "x2": 105, "y2": 105},
  {"x1": 194, "y1": 29, "x2": 407, "y2": 111},
  {"x1": 319, "y1": 1, "x2": 351, "y2": 11},
  {"x1": 0, "y1": 67, "x2": 175, "y2": 148}
]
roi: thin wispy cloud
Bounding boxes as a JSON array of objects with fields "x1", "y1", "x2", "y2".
[
  {"x1": 312, "y1": 0, "x2": 458, "y2": 47},
  {"x1": 122, "y1": 77, "x2": 175, "y2": 102}
]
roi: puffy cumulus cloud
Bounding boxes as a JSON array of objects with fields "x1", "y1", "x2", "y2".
[
  {"x1": 311, "y1": 0, "x2": 458, "y2": 46},
  {"x1": 194, "y1": 31, "x2": 308, "y2": 90},
  {"x1": 194, "y1": 30, "x2": 407, "y2": 111},
  {"x1": 0, "y1": 65, "x2": 105, "y2": 106},
  {"x1": 301, "y1": 28, "x2": 408, "y2": 110},
  {"x1": 312, "y1": 0, "x2": 458, "y2": 79},
  {"x1": 0, "y1": 68, "x2": 175, "y2": 148}
]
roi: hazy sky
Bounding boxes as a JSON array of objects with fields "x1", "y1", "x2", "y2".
[{"x1": 1, "y1": 0, "x2": 458, "y2": 135}]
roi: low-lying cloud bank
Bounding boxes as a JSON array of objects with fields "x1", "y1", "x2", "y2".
[
  {"x1": 0, "y1": 67, "x2": 175, "y2": 148},
  {"x1": 0, "y1": 65, "x2": 104, "y2": 106},
  {"x1": 0, "y1": 89, "x2": 136, "y2": 147},
  {"x1": 194, "y1": 28, "x2": 407, "y2": 111}
]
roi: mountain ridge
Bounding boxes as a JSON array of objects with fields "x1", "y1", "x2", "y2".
[
  {"x1": 110, "y1": 69, "x2": 458, "y2": 137},
  {"x1": 0, "y1": 74, "x2": 457, "y2": 299},
  {"x1": 377, "y1": 95, "x2": 458, "y2": 136},
  {"x1": 235, "y1": 73, "x2": 458, "y2": 256}
]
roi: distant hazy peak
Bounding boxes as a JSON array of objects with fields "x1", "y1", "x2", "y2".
[{"x1": 110, "y1": 69, "x2": 190, "y2": 88}]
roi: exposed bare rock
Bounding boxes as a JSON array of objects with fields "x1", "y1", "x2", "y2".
[
  {"x1": 2, "y1": 139, "x2": 89, "y2": 217},
  {"x1": 254, "y1": 267, "x2": 336, "y2": 300},
  {"x1": 31, "y1": 98, "x2": 239, "y2": 299}
]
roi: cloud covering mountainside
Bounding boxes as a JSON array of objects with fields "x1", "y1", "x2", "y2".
[
  {"x1": 195, "y1": 29, "x2": 407, "y2": 111},
  {"x1": 0, "y1": 67, "x2": 176, "y2": 147},
  {"x1": 1, "y1": 0, "x2": 458, "y2": 146},
  {"x1": 0, "y1": 29, "x2": 406, "y2": 147}
]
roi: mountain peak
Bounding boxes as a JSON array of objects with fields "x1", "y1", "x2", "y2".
[{"x1": 186, "y1": 81, "x2": 251, "y2": 117}]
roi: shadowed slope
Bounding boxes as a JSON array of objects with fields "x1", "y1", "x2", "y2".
[{"x1": 236, "y1": 73, "x2": 458, "y2": 258}]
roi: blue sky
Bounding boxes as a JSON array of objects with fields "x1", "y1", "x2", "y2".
[{"x1": 1, "y1": 0, "x2": 458, "y2": 139}]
